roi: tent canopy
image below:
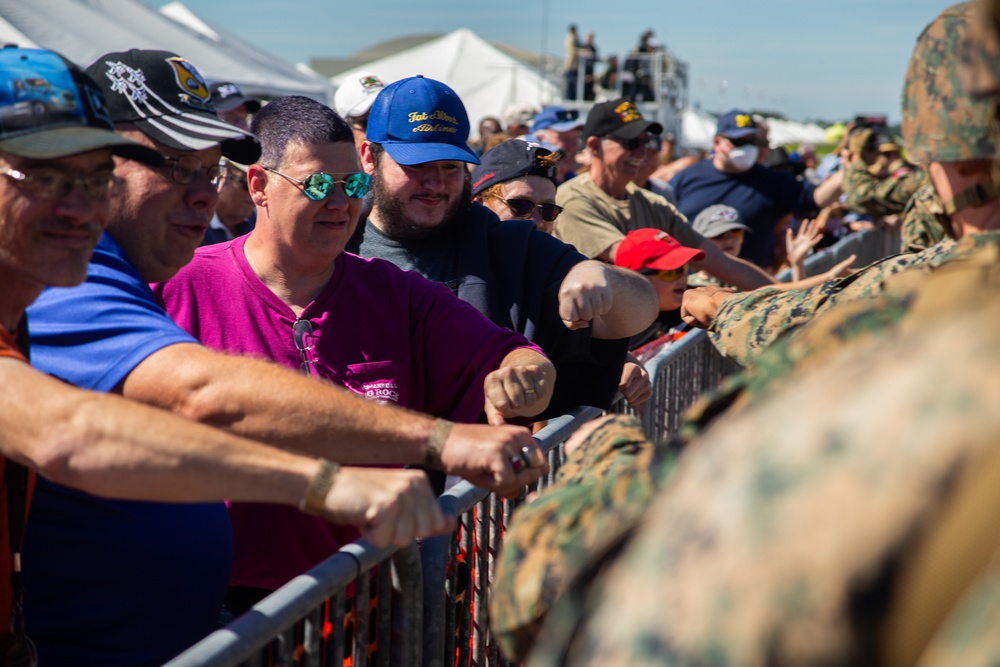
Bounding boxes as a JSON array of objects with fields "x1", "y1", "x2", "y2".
[
  {"x1": 0, "y1": 0, "x2": 331, "y2": 102},
  {"x1": 332, "y1": 29, "x2": 559, "y2": 138}
]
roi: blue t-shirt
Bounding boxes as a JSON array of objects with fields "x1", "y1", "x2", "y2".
[
  {"x1": 670, "y1": 160, "x2": 819, "y2": 267},
  {"x1": 23, "y1": 234, "x2": 232, "y2": 667}
]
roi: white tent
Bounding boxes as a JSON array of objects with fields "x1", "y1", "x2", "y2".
[
  {"x1": 0, "y1": 0, "x2": 331, "y2": 102},
  {"x1": 332, "y1": 29, "x2": 560, "y2": 135},
  {"x1": 680, "y1": 107, "x2": 717, "y2": 151}
]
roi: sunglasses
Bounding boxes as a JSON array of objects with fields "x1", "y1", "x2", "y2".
[
  {"x1": 265, "y1": 167, "x2": 371, "y2": 201},
  {"x1": 713, "y1": 229, "x2": 744, "y2": 240},
  {"x1": 495, "y1": 196, "x2": 563, "y2": 223},
  {"x1": 604, "y1": 134, "x2": 661, "y2": 151},
  {"x1": 292, "y1": 319, "x2": 317, "y2": 375},
  {"x1": 639, "y1": 264, "x2": 688, "y2": 281},
  {"x1": 726, "y1": 135, "x2": 760, "y2": 148}
]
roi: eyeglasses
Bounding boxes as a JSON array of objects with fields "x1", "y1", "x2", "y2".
[
  {"x1": 292, "y1": 319, "x2": 317, "y2": 375},
  {"x1": 223, "y1": 170, "x2": 248, "y2": 191},
  {"x1": 494, "y1": 196, "x2": 563, "y2": 223},
  {"x1": 0, "y1": 166, "x2": 123, "y2": 200},
  {"x1": 161, "y1": 155, "x2": 224, "y2": 186},
  {"x1": 639, "y1": 264, "x2": 688, "y2": 281},
  {"x1": 264, "y1": 167, "x2": 371, "y2": 201},
  {"x1": 603, "y1": 134, "x2": 661, "y2": 151}
]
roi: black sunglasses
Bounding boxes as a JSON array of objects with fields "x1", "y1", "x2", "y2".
[
  {"x1": 604, "y1": 134, "x2": 660, "y2": 151},
  {"x1": 265, "y1": 167, "x2": 371, "y2": 201},
  {"x1": 496, "y1": 196, "x2": 563, "y2": 223},
  {"x1": 726, "y1": 135, "x2": 760, "y2": 148}
]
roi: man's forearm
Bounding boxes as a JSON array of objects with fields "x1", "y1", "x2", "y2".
[
  {"x1": 4, "y1": 358, "x2": 316, "y2": 504},
  {"x1": 122, "y1": 343, "x2": 438, "y2": 466},
  {"x1": 814, "y1": 168, "x2": 844, "y2": 208},
  {"x1": 593, "y1": 265, "x2": 659, "y2": 339}
]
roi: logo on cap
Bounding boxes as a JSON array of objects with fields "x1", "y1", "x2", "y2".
[
  {"x1": 104, "y1": 60, "x2": 149, "y2": 104},
  {"x1": 614, "y1": 101, "x2": 642, "y2": 123},
  {"x1": 408, "y1": 109, "x2": 459, "y2": 134},
  {"x1": 166, "y1": 57, "x2": 211, "y2": 110},
  {"x1": 734, "y1": 114, "x2": 753, "y2": 128},
  {"x1": 359, "y1": 75, "x2": 383, "y2": 90}
]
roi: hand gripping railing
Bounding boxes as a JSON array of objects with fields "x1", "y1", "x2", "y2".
[{"x1": 164, "y1": 407, "x2": 603, "y2": 667}]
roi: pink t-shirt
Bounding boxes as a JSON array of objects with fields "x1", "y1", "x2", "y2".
[{"x1": 154, "y1": 235, "x2": 541, "y2": 589}]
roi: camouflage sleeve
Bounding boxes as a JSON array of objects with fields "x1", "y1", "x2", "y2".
[
  {"x1": 491, "y1": 415, "x2": 674, "y2": 663},
  {"x1": 843, "y1": 160, "x2": 929, "y2": 218},
  {"x1": 901, "y1": 183, "x2": 950, "y2": 251},
  {"x1": 708, "y1": 282, "x2": 839, "y2": 366}
]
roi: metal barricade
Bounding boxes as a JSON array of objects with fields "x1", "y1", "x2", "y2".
[
  {"x1": 776, "y1": 226, "x2": 900, "y2": 281},
  {"x1": 164, "y1": 407, "x2": 603, "y2": 667}
]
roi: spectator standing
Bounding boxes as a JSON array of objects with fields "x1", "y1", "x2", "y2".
[
  {"x1": 201, "y1": 158, "x2": 255, "y2": 246},
  {"x1": 669, "y1": 109, "x2": 843, "y2": 268},
  {"x1": 552, "y1": 98, "x2": 773, "y2": 290},
  {"x1": 563, "y1": 24, "x2": 581, "y2": 100},
  {"x1": 333, "y1": 71, "x2": 387, "y2": 153},
  {"x1": 349, "y1": 81, "x2": 658, "y2": 418},
  {"x1": 209, "y1": 81, "x2": 261, "y2": 132}
]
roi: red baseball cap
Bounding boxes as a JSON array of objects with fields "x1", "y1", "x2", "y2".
[{"x1": 614, "y1": 229, "x2": 705, "y2": 271}]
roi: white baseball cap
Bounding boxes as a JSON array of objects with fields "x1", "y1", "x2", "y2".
[{"x1": 333, "y1": 71, "x2": 386, "y2": 120}]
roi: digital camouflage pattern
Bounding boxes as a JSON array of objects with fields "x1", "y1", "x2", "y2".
[
  {"x1": 960, "y1": 0, "x2": 1000, "y2": 97},
  {"x1": 842, "y1": 158, "x2": 928, "y2": 218},
  {"x1": 490, "y1": 415, "x2": 675, "y2": 663},
  {"x1": 900, "y1": 182, "x2": 950, "y2": 250},
  {"x1": 527, "y1": 246, "x2": 1000, "y2": 667},
  {"x1": 708, "y1": 236, "x2": 958, "y2": 366},
  {"x1": 902, "y1": 2, "x2": 998, "y2": 163}
]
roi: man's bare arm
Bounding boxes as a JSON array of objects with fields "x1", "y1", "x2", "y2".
[
  {"x1": 814, "y1": 168, "x2": 845, "y2": 208},
  {"x1": 558, "y1": 261, "x2": 659, "y2": 339},
  {"x1": 122, "y1": 343, "x2": 543, "y2": 494},
  {"x1": 690, "y1": 240, "x2": 773, "y2": 291},
  {"x1": 2, "y1": 358, "x2": 452, "y2": 547}
]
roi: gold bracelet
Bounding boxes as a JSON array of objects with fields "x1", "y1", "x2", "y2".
[
  {"x1": 299, "y1": 459, "x2": 340, "y2": 516},
  {"x1": 423, "y1": 418, "x2": 453, "y2": 469}
]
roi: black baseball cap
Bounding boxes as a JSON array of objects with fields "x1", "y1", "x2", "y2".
[
  {"x1": 86, "y1": 49, "x2": 261, "y2": 164},
  {"x1": 0, "y1": 46, "x2": 162, "y2": 163},
  {"x1": 582, "y1": 98, "x2": 662, "y2": 140},
  {"x1": 471, "y1": 139, "x2": 558, "y2": 196},
  {"x1": 209, "y1": 82, "x2": 261, "y2": 113}
]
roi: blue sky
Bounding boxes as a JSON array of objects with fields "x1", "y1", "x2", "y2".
[{"x1": 145, "y1": 1, "x2": 951, "y2": 123}]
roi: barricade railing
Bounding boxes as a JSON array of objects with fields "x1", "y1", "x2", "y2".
[
  {"x1": 776, "y1": 225, "x2": 900, "y2": 282},
  {"x1": 164, "y1": 407, "x2": 603, "y2": 667}
]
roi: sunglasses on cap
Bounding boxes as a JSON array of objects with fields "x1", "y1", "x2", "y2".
[
  {"x1": 639, "y1": 264, "x2": 688, "y2": 281},
  {"x1": 494, "y1": 196, "x2": 564, "y2": 223},
  {"x1": 604, "y1": 134, "x2": 660, "y2": 151},
  {"x1": 264, "y1": 167, "x2": 371, "y2": 200}
]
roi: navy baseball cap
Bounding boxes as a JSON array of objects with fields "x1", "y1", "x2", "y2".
[
  {"x1": 87, "y1": 49, "x2": 261, "y2": 164},
  {"x1": 716, "y1": 109, "x2": 758, "y2": 139},
  {"x1": 0, "y1": 46, "x2": 161, "y2": 163},
  {"x1": 471, "y1": 139, "x2": 558, "y2": 195},
  {"x1": 365, "y1": 75, "x2": 479, "y2": 165},
  {"x1": 209, "y1": 82, "x2": 261, "y2": 113},
  {"x1": 531, "y1": 106, "x2": 583, "y2": 133}
]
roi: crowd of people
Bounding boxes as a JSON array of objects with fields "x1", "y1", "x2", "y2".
[{"x1": 1, "y1": 1, "x2": 998, "y2": 664}]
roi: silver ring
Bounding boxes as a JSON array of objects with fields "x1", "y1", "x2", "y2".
[
  {"x1": 521, "y1": 445, "x2": 536, "y2": 467},
  {"x1": 524, "y1": 388, "x2": 536, "y2": 394},
  {"x1": 509, "y1": 453, "x2": 526, "y2": 472}
]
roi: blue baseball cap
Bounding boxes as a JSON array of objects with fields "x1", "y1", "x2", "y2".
[
  {"x1": 0, "y1": 46, "x2": 162, "y2": 163},
  {"x1": 716, "y1": 109, "x2": 758, "y2": 139},
  {"x1": 365, "y1": 75, "x2": 479, "y2": 165},
  {"x1": 531, "y1": 106, "x2": 583, "y2": 133}
]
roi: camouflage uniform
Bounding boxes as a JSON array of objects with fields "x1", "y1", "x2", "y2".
[
  {"x1": 900, "y1": 183, "x2": 950, "y2": 251},
  {"x1": 490, "y1": 415, "x2": 675, "y2": 663},
  {"x1": 842, "y1": 157, "x2": 928, "y2": 218},
  {"x1": 708, "y1": 235, "x2": 961, "y2": 367},
  {"x1": 527, "y1": 245, "x2": 1000, "y2": 667}
]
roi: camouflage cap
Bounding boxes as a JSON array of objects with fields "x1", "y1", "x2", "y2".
[{"x1": 902, "y1": 2, "x2": 999, "y2": 162}]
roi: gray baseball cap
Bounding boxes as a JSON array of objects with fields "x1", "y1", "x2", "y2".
[{"x1": 692, "y1": 204, "x2": 751, "y2": 238}]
